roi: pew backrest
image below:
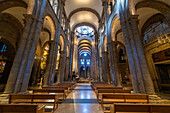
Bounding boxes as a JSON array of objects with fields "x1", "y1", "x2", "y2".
[
  {"x1": 101, "y1": 94, "x2": 149, "y2": 109},
  {"x1": 110, "y1": 103, "x2": 170, "y2": 113},
  {"x1": 0, "y1": 104, "x2": 45, "y2": 113},
  {"x1": 9, "y1": 94, "x2": 58, "y2": 112},
  {"x1": 97, "y1": 89, "x2": 131, "y2": 100}
]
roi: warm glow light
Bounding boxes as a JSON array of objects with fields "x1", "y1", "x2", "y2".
[
  {"x1": 75, "y1": 40, "x2": 78, "y2": 45},
  {"x1": 92, "y1": 41, "x2": 95, "y2": 45},
  {"x1": 74, "y1": 0, "x2": 91, "y2": 5},
  {"x1": 77, "y1": 13, "x2": 92, "y2": 21}
]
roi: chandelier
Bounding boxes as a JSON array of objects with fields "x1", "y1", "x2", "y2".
[{"x1": 158, "y1": 33, "x2": 170, "y2": 44}]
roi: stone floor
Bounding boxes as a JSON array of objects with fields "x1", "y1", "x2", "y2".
[{"x1": 54, "y1": 83, "x2": 104, "y2": 113}]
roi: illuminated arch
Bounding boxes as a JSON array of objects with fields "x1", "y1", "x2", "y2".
[{"x1": 59, "y1": 35, "x2": 64, "y2": 51}]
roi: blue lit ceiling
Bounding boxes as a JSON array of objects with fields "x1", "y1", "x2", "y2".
[{"x1": 75, "y1": 26, "x2": 94, "y2": 38}]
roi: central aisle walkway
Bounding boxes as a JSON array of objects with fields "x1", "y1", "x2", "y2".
[{"x1": 55, "y1": 83, "x2": 103, "y2": 113}]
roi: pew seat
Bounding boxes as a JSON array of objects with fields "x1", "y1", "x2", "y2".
[
  {"x1": 33, "y1": 89, "x2": 66, "y2": 102},
  {"x1": 0, "y1": 104, "x2": 45, "y2": 113},
  {"x1": 9, "y1": 94, "x2": 58, "y2": 113},
  {"x1": 110, "y1": 103, "x2": 170, "y2": 113},
  {"x1": 101, "y1": 94, "x2": 149, "y2": 111},
  {"x1": 96, "y1": 89, "x2": 131, "y2": 102}
]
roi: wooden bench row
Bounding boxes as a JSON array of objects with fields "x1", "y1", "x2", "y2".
[
  {"x1": 33, "y1": 88, "x2": 66, "y2": 102},
  {"x1": 0, "y1": 104, "x2": 45, "y2": 113},
  {"x1": 9, "y1": 94, "x2": 58, "y2": 113},
  {"x1": 101, "y1": 93, "x2": 149, "y2": 110},
  {"x1": 96, "y1": 89, "x2": 131, "y2": 102},
  {"x1": 0, "y1": 82, "x2": 77, "y2": 113},
  {"x1": 110, "y1": 103, "x2": 170, "y2": 113}
]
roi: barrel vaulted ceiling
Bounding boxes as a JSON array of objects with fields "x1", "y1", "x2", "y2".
[{"x1": 65, "y1": 0, "x2": 103, "y2": 29}]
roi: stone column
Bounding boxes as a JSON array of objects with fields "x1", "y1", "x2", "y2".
[
  {"x1": 69, "y1": 32, "x2": 74, "y2": 79},
  {"x1": 4, "y1": 14, "x2": 34, "y2": 93},
  {"x1": 96, "y1": 43, "x2": 100, "y2": 81},
  {"x1": 50, "y1": 0, "x2": 66, "y2": 84},
  {"x1": 125, "y1": 18, "x2": 146, "y2": 94},
  {"x1": 102, "y1": 51, "x2": 111, "y2": 83},
  {"x1": 57, "y1": 51, "x2": 67, "y2": 83},
  {"x1": 19, "y1": 0, "x2": 48, "y2": 92},
  {"x1": 92, "y1": 45, "x2": 96, "y2": 79},
  {"x1": 107, "y1": 41, "x2": 121, "y2": 86},
  {"x1": 120, "y1": 20, "x2": 141, "y2": 93},
  {"x1": 64, "y1": 57, "x2": 70, "y2": 81},
  {"x1": 128, "y1": 15, "x2": 155, "y2": 94},
  {"x1": 99, "y1": 57, "x2": 103, "y2": 81},
  {"x1": 31, "y1": 58, "x2": 41, "y2": 86},
  {"x1": 44, "y1": 41, "x2": 56, "y2": 86}
]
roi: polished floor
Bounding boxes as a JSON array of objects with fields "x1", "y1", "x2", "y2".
[{"x1": 54, "y1": 83, "x2": 103, "y2": 113}]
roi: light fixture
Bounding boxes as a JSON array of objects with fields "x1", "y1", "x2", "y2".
[
  {"x1": 158, "y1": 33, "x2": 170, "y2": 44},
  {"x1": 81, "y1": 62, "x2": 85, "y2": 65},
  {"x1": 84, "y1": 53, "x2": 87, "y2": 56},
  {"x1": 87, "y1": 62, "x2": 90, "y2": 65}
]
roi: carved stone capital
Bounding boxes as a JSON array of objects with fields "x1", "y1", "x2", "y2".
[{"x1": 128, "y1": 15, "x2": 140, "y2": 24}]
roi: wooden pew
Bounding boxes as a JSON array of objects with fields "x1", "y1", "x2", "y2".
[
  {"x1": 110, "y1": 103, "x2": 170, "y2": 113},
  {"x1": 96, "y1": 89, "x2": 131, "y2": 102},
  {"x1": 42, "y1": 86, "x2": 70, "y2": 94},
  {"x1": 95, "y1": 86, "x2": 122, "y2": 92},
  {"x1": 33, "y1": 89, "x2": 66, "y2": 102},
  {"x1": 101, "y1": 93, "x2": 149, "y2": 110},
  {"x1": 0, "y1": 104, "x2": 45, "y2": 113},
  {"x1": 9, "y1": 94, "x2": 58, "y2": 112},
  {"x1": 52, "y1": 84, "x2": 74, "y2": 90},
  {"x1": 91, "y1": 84, "x2": 111, "y2": 90},
  {"x1": 91, "y1": 82, "x2": 108, "y2": 90},
  {"x1": 62, "y1": 82, "x2": 77, "y2": 88}
]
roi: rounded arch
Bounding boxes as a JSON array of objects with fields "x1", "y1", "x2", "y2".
[
  {"x1": 111, "y1": 17, "x2": 120, "y2": 41},
  {"x1": 43, "y1": 15, "x2": 56, "y2": 40},
  {"x1": 135, "y1": 1, "x2": 170, "y2": 14},
  {"x1": 117, "y1": 41, "x2": 126, "y2": 54},
  {"x1": 0, "y1": 13, "x2": 23, "y2": 49},
  {"x1": 27, "y1": 0, "x2": 36, "y2": 14},
  {"x1": 68, "y1": 7, "x2": 101, "y2": 21},
  {"x1": 72, "y1": 22, "x2": 97, "y2": 33},
  {"x1": 0, "y1": 0, "x2": 27, "y2": 13},
  {"x1": 79, "y1": 39, "x2": 91, "y2": 45},
  {"x1": 141, "y1": 13, "x2": 165, "y2": 37}
]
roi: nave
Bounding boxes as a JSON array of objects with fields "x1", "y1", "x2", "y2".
[
  {"x1": 55, "y1": 83, "x2": 103, "y2": 113},
  {"x1": 0, "y1": 0, "x2": 170, "y2": 112}
]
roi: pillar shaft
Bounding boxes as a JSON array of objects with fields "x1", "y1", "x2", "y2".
[
  {"x1": 120, "y1": 20, "x2": 141, "y2": 93},
  {"x1": 102, "y1": 51, "x2": 111, "y2": 83},
  {"x1": 128, "y1": 15, "x2": 155, "y2": 94},
  {"x1": 64, "y1": 57, "x2": 70, "y2": 81},
  {"x1": 57, "y1": 51, "x2": 67, "y2": 83},
  {"x1": 44, "y1": 42, "x2": 56, "y2": 86},
  {"x1": 99, "y1": 57, "x2": 103, "y2": 81},
  {"x1": 19, "y1": 0, "x2": 48, "y2": 92},
  {"x1": 4, "y1": 14, "x2": 34, "y2": 93},
  {"x1": 107, "y1": 41, "x2": 121, "y2": 86}
]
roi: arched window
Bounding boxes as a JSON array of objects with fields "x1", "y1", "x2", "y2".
[{"x1": 0, "y1": 42, "x2": 7, "y2": 74}]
